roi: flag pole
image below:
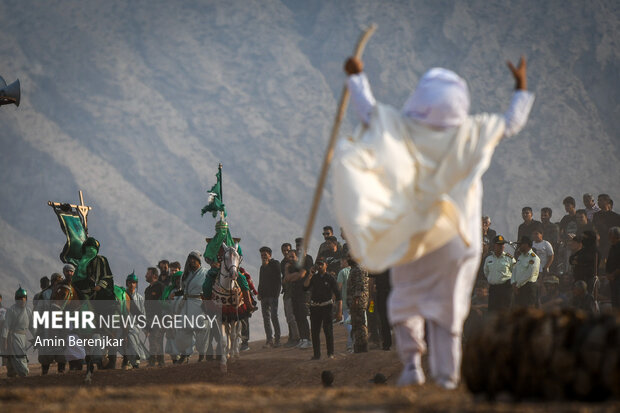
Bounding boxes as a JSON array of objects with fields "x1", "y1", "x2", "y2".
[
  {"x1": 298, "y1": 24, "x2": 377, "y2": 267},
  {"x1": 218, "y1": 163, "x2": 224, "y2": 221}
]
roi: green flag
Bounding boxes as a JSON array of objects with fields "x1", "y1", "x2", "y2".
[
  {"x1": 201, "y1": 168, "x2": 227, "y2": 218},
  {"x1": 52, "y1": 206, "x2": 87, "y2": 266}
]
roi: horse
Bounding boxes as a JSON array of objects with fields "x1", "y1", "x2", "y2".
[
  {"x1": 50, "y1": 281, "x2": 130, "y2": 383},
  {"x1": 209, "y1": 243, "x2": 252, "y2": 372}
]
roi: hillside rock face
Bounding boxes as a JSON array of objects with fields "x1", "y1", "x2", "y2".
[{"x1": 0, "y1": 0, "x2": 618, "y2": 297}]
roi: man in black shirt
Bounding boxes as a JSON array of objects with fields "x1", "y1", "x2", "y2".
[
  {"x1": 559, "y1": 197, "x2": 579, "y2": 240},
  {"x1": 157, "y1": 260, "x2": 170, "y2": 286},
  {"x1": 317, "y1": 226, "x2": 342, "y2": 260},
  {"x1": 569, "y1": 233, "x2": 598, "y2": 295},
  {"x1": 295, "y1": 237, "x2": 314, "y2": 272},
  {"x1": 540, "y1": 207, "x2": 559, "y2": 249},
  {"x1": 303, "y1": 257, "x2": 342, "y2": 360},
  {"x1": 606, "y1": 227, "x2": 620, "y2": 309},
  {"x1": 541, "y1": 207, "x2": 560, "y2": 274},
  {"x1": 283, "y1": 249, "x2": 312, "y2": 349},
  {"x1": 593, "y1": 195, "x2": 620, "y2": 263},
  {"x1": 258, "y1": 246, "x2": 282, "y2": 347},
  {"x1": 369, "y1": 270, "x2": 392, "y2": 351},
  {"x1": 320, "y1": 236, "x2": 342, "y2": 277},
  {"x1": 279, "y1": 243, "x2": 300, "y2": 346},
  {"x1": 144, "y1": 266, "x2": 165, "y2": 366},
  {"x1": 517, "y1": 206, "x2": 543, "y2": 243}
]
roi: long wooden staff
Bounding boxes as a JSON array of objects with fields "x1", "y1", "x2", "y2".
[{"x1": 298, "y1": 24, "x2": 377, "y2": 267}]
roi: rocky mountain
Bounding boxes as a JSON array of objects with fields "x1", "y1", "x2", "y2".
[{"x1": 0, "y1": 0, "x2": 618, "y2": 300}]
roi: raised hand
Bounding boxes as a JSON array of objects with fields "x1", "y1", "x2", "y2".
[
  {"x1": 507, "y1": 56, "x2": 527, "y2": 90},
  {"x1": 344, "y1": 57, "x2": 364, "y2": 75}
]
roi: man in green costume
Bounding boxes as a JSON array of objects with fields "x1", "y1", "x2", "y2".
[{"x1": 72, "y1": 237, "x2": 115, "y2": 301}]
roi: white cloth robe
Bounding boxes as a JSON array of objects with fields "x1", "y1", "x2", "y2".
[
  {"x1": 337, "y1": 73, "x2": 534, "y2": 334},
  {"x1": 176, "y1": 267, "x2": 209, "y2": 355},
  {"x1": 1, "y1": 303, "x2": 34, "y2": 376},
  {"x1": 125, "y1": 291, "x2": 148, "y2": 363}
]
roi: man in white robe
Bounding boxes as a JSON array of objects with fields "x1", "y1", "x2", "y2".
[
  {"x1": 1, "y1": 287, "x2": 35, "y2": 377},
  {"x1": 176, "y1": 251, "x2": 209, "y2": 363},
  {"x1": 337, "y1": 56, "x2": 534, "y2": 389}
]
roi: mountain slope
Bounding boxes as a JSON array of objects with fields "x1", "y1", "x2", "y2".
[{"x1": 0, "y1": 0, "x2": 618, "y2": 298}]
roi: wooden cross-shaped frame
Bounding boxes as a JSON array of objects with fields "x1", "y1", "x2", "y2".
[{"x1": 48, "y1": 190, "x2": 93, "y2": 234}]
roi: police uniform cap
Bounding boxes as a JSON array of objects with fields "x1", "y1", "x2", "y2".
[{"x1": 493, "y1": 235, "x2": 507, "y2": 244}]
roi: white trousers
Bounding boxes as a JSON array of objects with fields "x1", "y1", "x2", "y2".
[
  {"x1": 389, "y1": 236, "x2": 479, "y2": 385},
  {"x1": 393, "y1": 319, "x2": 461, "y2": 385}
]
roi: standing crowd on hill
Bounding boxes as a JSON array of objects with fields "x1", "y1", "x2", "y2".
[{"x1": 470, "y1": 192, "x2": 620, "y2": 332}]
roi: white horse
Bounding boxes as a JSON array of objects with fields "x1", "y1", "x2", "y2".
[{"x1": 210, "y1": 243, "x2": 250, "y2": 372}]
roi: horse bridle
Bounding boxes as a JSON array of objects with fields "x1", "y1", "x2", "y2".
[
  {"x1": 222, "y1": 248, "x2": 241, "y2": 279},
  {"x1": 51, "y1": 283, "x2": 75, "y2": 311}
]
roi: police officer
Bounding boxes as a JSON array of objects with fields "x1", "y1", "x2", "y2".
[
  {"x1": 511, "y1": 236, "x2": 541, "y2": 308},
  {"x1": 346, "y1": 256, "x2": 369, "y2": 353},
  {"x1": 483, "y1": 235, "x2": 515, "y2": 312}
]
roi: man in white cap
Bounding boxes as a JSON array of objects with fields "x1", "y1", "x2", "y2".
[
  {"x1": 62, "y1": 264, "x2": 75, "y2": 284},
  {"x1": 337, "y1": 55, "x2": 534, "y2": 389}
]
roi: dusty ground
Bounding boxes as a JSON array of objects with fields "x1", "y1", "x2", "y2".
[{"x1": 1, "y1": 328, "x2": 618, "y2": 412}]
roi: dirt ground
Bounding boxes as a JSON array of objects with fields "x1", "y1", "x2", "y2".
[{"x1": 1, "y1": 328, "x2": 618, "y2": 412}]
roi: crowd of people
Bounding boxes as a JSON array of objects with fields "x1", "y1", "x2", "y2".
[
  {"x1": 0, "y1": 226, "x2": 394, "y2": 378},
  {"x1": 256, "y1": 227, "x2": 392, "y2": 362},
  {"x1": 471, "y1": 193, "x2": 620, "y2": 327},
  {"x1": 1, "y1": 191, "x2": 618, "y2": 380}
]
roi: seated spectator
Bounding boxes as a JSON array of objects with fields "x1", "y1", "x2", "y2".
[
  {"x1": 571, "y1": 280, "x2": 598, "y2": 315},
  {"x1": 539, "y1": 276, "x2": 569, "y2": 310}
]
